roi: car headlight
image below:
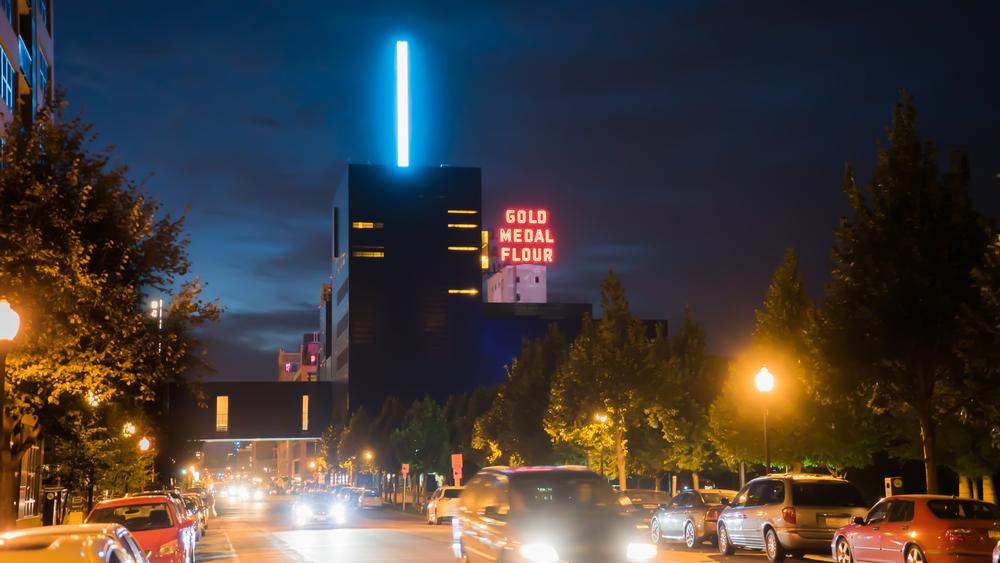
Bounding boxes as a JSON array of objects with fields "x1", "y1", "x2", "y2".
[
  {"x1": 296, "y1": 505, "x2": 313, "y2": 518},
  {"x1": 158, "y1": 539, "x2": 180, "y2": 556},
  {"x1": 254, "y1": 490, "x2": 264, "y2": 500},
  {"x1": 333, "y1": 504, "x2": 346, "y2": 523},
  {"x1": 626, "y1": 542, "x2": 657, "y2": 562},
  {"x1": 520, "y1": 543, "x2": 560, "y2": 563}
]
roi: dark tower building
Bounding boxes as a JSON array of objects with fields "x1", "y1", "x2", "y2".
[{"x1": 321, "y1": 164, "x2": 486, "y2": 415}]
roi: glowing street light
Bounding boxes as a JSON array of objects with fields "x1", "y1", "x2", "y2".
[
  {"x1": 138, "y1": 437, "x2": 151, "y2": 452},
  {"x1": 594, "y1": 412, "x2": 608, "y2": 424},
  {"x1": 308, "y1": 460, "x2": 317, "y2": 470},
  {"x1": 86, "y1": 391, "x2": 100, "y2": 407},
  {"x1": 755, "y1": 367, "x2": 775, "y2": 472},
  {"x1": 123, "y1": 422, "x2": 136, "y2": 437},
  {"x1": 364, "y1": 450, "x2": 373, "y2": 462},
  {"x1": 0, "y1": 300, "x2": 19, "y2": 342}
]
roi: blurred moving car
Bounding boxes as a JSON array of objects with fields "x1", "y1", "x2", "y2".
[
  {"x1": 832, "y1": 495, "x2": 1000, "y2": 563},
  {"x1": 359, "y1": 488, "x2": 384, "y2": 509},
  {"x1": 87, "y1": 495, "x2": 196, "y2": 563},
  {"x1": 454, "y1": 465, "x2": 658, "y2": 562},
  {"x1": 181, "y1": 494, "x2": 208, "y2": 538},
  {"x1": 427, "y1": 486, "x2": 463, "y2": 524},
  {"x1": 0, "y1": 524, "x2": 148, "y2": 563},
  {"x1": 718, "y1": 473, "x2": 868, "y2": 562},
  {"x1": 650, "y1": 488, "x2": 738, "y2": 548},
  {"x1": 292, "y1": 492, "x2": 346, "y2": 528}
]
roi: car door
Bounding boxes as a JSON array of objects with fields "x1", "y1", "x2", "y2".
[
  {"x1": 663, "y1": 493, "x2": 689, "y2": 538},
  {"x1": 848, "y1": 501, "x2": 890, "y2": 562},
  {"x1": 878, "y1": 500, "x2": 914, "y2": 563},
  {"x1": 721, "y1": 484, "x2": 755, "y2": 545},
  {"x1": 743, "y1": 480, "x2": 782, "y2": 550}
]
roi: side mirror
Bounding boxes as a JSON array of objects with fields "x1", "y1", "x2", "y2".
[
  {"x1": 721, "y1": 499, "x2": 731, "y2": 506},
  {"x1": 852, "y1": 516, "x2": 865, "y2": 526}
]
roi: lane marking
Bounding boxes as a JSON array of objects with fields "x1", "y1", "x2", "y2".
[{"x1": 222, "y1": 530, "x2": 241, "y2": 563}]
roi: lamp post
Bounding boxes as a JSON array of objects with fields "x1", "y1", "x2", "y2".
[
  {"x1": 755, "y1": 367, "x2": 775, "y2": 473},
  {"x1": 0, "y1": 300, "x2": 21, "y2": 531},
  {"x1": 364, "y1": 450, "x2": 374, "y2": 488},
  {"x1": 594, "y1": 412, "x2": 608, "y2": 479}
]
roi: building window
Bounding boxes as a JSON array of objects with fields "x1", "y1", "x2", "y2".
[
  {"x1": 0, "y1": 47, "x2": 13, "y2": 110},
  {"x1": 38, "y1": 0, "x2": 48, "y2": 30},
  {"x1": 301, "y1": 395, "x2": 309, "y2": 431},
  {"x1": 37, "y1": 50, "x2": 48, "y2": 103},
  {"x1": 535, "y1": 276, "x2": 540, "y2": 283},
  {"x1": 216, "y1": 396, "x2": 229, "y2": 432},
  {"x1": 1, "y1": 0, "x2": 10, "y2": 25}
]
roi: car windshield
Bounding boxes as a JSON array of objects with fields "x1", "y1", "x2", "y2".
[
  {"x1": 791, "y1": 482, "x2": 867, "y2": 507},
  {"x1": 700, "y1": 492, "x2": 733, "y2": 505},
  {"x1": 183, "y1": 498, "x2": 197, "y2": 511},
  {"x1": 927, "y1": 500, "x2": 1000, "y2": 520},
  {"x1": 511, "y1": 474, "x2": 618, "y2": 511},
  {"x1": 443, "y1": 489, "x2": 462, "y2": 499},
  {"x1": 89, "y1": 503, "x2": 175, "y2": 532}
]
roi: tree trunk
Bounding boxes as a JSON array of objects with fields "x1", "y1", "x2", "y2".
[
  {"x1": 692, "y1": 472, "x2": 700, "y2": 490},
  {"x1": 653, "y1": 475, "x2": 662, "y2": 492},
  {"x1": 0, "y1": 351, "x2": 13, "y2": 531},
  {"x1": 790, "y1": 461, "x2": 803, "y2": 473},
  {"x1": 958, "y1": 474, "x2": 972, "y2": 498},
  {"x1": 0, "y1": 458, "x2": 14, "y2": 531},
  {"x1": 917, "y1": 409, "x2": 938, "y2": 494},
  {"x1": 614, "y1": 426, "x2": 626, "y2": 491},
  {"x1": 983, "y1": 475, "x2": 996, "y2": 504}
]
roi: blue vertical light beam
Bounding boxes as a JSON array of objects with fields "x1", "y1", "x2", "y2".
[{"x1": 396, "y1": 40, "x2": 410, "y2": 167}]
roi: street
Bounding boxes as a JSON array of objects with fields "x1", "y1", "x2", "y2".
[{"x1": 196, "y1": 496, "x2": 834, "y2": 563}]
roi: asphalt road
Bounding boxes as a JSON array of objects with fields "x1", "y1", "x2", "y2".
[{"x1": 196, "y1": 496, "x2": 834, "y2": 563}]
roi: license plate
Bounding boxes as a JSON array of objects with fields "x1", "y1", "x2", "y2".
[
  {"x1": 821, "y1": 517, "x2": 849, "y2": 528},
  {"x1": 989, "y1": 529, "x2": 1000, "y2": 539}
]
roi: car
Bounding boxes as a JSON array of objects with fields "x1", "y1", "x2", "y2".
[
  {"x1": 994, "y1": 539, "x2": 999, "y2": 563},
  {"x1": 650, "y1": 487, "x2": 738, "y2": 548},
  {"x1": 87, "y1": 495, "x2": 197, "y2": 563},
  {"x1": 717, "y1": 473, "x2": 868, "y2": 562},
  {"x1": 186, "y1": 486, "x2": 215, "y2": 515},
  {"x1": 0, "y1": 523, "x2": 148, "y2": 563},
  {"x1": 359, "y1": 488, "x2": 384, "y2": 509},
  {"x1": 427, "y1": 486, "x2": 463, "y2": 524},
  {"x1": 832, "y1": 495, "x2": 1000, "y2": 563},
  {"x1": 454, "y1": 465, "x2": 658, "y2": 562},
  {"x1": 181, "y1": 493, "x2": 208, "y2": 538},
  {"x1": 292, "y1": 492, "x2": 347, "y2": 528},
  {"x1": 622, "y1": 489, "x2": 673, "y2": 516}
]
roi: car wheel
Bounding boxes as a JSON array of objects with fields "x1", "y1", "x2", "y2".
[
  {"x1": 684, "y1": 522, "x2": 697, "y2": 549},
  {"x1": 905, "y1": 545, "x2": 925, "y2": 563},
  {"x1": 718, "y1": 524, "x2": 735, "y2": 556},
  {"x1": 835, "y1": 538, "x2": 853, "y2": 563},
  {"x1": 650, "y1": 518, "x2": 662, "y2": 544},
  {"x1": 765, "y1": 528, "x2": 786, "y2": 562}
]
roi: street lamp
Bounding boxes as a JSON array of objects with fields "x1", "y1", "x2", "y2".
[
  {"x1": 364, "y1": 450, "x2": 373, "y2": 462},
  {"x1": 594, "y1": 412, "x2": 609, "y2": 479},
  {"x1": 123, "y1": 422, "x2": 136, "y2": 437},
  {"x1": 755, "y1": 367, "x2": 775, "y2": 473},
  {"x1": 138, "y1": 437, "x2": 151, "y2": 452},
  {"x1": 0, "y1": 300, "x2": 21, "y2": 531}
]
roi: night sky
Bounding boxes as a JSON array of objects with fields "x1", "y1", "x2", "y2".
[{"x1": 57, "y1": 2, "x2": 1000, "y2": 380}]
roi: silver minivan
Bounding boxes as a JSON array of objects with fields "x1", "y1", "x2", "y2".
[{"x1": 717, "y1": 474, "x2": 868, "y2": 562}]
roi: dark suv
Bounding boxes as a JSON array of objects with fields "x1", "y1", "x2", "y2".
[{"x1": 454, "y1": 465, "x2": 657, "y2": 563}]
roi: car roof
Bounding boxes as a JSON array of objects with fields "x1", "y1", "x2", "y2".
[
  {"x1": 0, "y1": 526, "x2": 127, "y2": 562},
  {"x1": 440, "y1": 486, "x2": 464, "y2": 490},
  {"x1": 752, "y1": 473, "x2": 848, "y2": 482},
  {"x1": 480, "y1": 465, "x2": 595, "y2": 476},
  {"x1": 95, "y1": 495, "x2": 172, "y2": 507},
  {"x1": 887, "y1": 494, "x2": 993, "y2": 502},
  {"x1": 1, "y1": 524, "x2": 126, "y2": 539}
]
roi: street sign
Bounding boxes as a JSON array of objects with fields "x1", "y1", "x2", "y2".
[
  {"x1": 451, "y1": 453, "x2": 463, "y2": 486},
  {"x1": 401, "y1": 463, "x2": 409, "y2": 477}
]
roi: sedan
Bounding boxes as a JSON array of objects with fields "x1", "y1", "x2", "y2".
[
  {"x1": 0, "y1": 524, "x2": 148, "y2": 563},
  {"x1": 88, "y1": 495, "x2": 196, "y2": 563},
  {"x1": 292, "y1": 492, "x2": 346, "y2": 528},
  {"x1": 833, "y1": 495, "x2": 1000, "y2": 563},
  {"x1": 651, "y1": 488, "x2": 738, "y2": 548}
]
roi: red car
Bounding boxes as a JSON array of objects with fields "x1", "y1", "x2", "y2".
[
  {"x1": 87, "y1": 495, "x2": 197, "y2": 563},
  {"x1": 832, "y1": 495, "x2": 1000, "y2": 563}
]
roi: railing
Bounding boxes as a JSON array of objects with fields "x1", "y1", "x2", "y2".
[{"x1": 18, "y1": 36, "x2": 30, "y2": 87}]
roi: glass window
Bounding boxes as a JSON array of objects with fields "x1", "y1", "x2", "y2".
[
  {"x1": 866, "y1": 501, "x2": 889, "y2": 524},
  {"x1": 38, "y1": 0, "x2": 48, "y2": 30},
  {"x1": 760, "y1": 480, "x2": 786, "y2": 505},
  {"x1": 509, "y1": 473, "x2": 616, "y2": 512},
  {"x1": 301, "y1": 395, "x2": 309, "y2": 431},
  {"x1": 37, "y1": 49, "x2": 48, "y2": 101},
  {"x1": 732, "y1": 485, "x2": 752, "y2": 508},
  {"x1": 700, "y1": 491, "x2": 734, "y2": 506},
  {"x1": 443, "y1": 489, "x2": 462, "y2": 499},
  {"x1": 791, "y1": 482, "x2": 867, "y2": 507},
  {"x1": 88, "y1": 502, "x2": 176, "y2": 532},
  {"x1": 215, "y1": 396, "x2": 229, "y2": 432},
  {"x1": 1, "y1": 0, "x2": 10, "y2": 24},
  {"x1": 926, "y1": 499, "x2": 1000, "y2": 520},
  {"x1": 0, "y1": 47, "x2": 12, "y2": 110},
  {"x1": 887, "y1": 500, "x2": 914, "y2": 522},
  {"x1": 744, "y1": 482, "x2": 767, "y2": 507}
]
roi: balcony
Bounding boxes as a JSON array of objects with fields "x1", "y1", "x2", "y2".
[{"x1": 17, "y1": 36, "x2": 30, "y2": 88}]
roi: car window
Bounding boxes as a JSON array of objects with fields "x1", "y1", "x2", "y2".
[
  {"x1": 89, "y1": 502, "x2": 176, "y2": 532},
  {"x1": 509, "y1": 473, "x2": 615, "y2": 512},
  {"x1": 700, "y1": 492, "x2": 733, "y2": 506},
  {"x1": 791, "y1": 482, "x2": 867, "y2": 507},
  {"x1": 926, "y1": 500, "x2": 1000, "y2": 520},
  {"x1": 866, "y1": 501, "x2": 889, "y2": 524},
  {"x1": 731, "y1": 485, "x2": 752, "y2": 508},
  {"x1": 760, "y1": 480, "x2": 785, "y2": 505},
  {"x1": 680, "y1": 492, "x2": 698, "y2": 508},
  {"x1": 887, "y1": 500, "x2": 914, "y2": 522},
  {"x1": 443, "y1": 489, "x2": 462, "y2": 499},
  {"x1": 745, "y1": 483, "x2": 767, "y2": 507}
]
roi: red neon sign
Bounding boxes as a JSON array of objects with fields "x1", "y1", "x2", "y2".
[{"x1": 498, "y1": 208, "x2": 555, "y2": 264}]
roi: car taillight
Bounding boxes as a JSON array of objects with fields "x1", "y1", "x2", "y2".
[
  {"x1": 705, "y1": 508, "x2": 720, "y2": 522},
  {"x1": 945, "y1": 528, "x2": 973, "y2": 541},
  {"x1": 782, "y1": 507, "x2": 796, "y2": 524}
]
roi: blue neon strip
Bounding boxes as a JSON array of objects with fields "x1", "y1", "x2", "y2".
[{"x1": 396, "y1": 40, "x2": 410, "y2": 167}]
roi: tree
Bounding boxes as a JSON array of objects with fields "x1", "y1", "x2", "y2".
[
  {"x1": 0, "y1": 97, "x2": 220, "y2": 526},
  {"x1": 444, "y1": 385, "x2": 496, "y2": 470},
  {"x1": 392, "y1": 397, "x2": 450, "y2": 501},
  {"x1": 817, "y1": 93, "x2": 995, "y2": 492},
  {"x1": 339, "y1": 408, "x2": 372, "y2": 483},
  {"x1": 545, "y1": 271, "x2": 665, "y2": 489},
  {"x1": 473, "y1": 325, "x2": 565, "y2": 466}
]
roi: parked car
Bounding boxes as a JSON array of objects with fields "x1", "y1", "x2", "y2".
[
  {"x1": 454, "y1": 465, "x2": 657, "y2": 562},
  {"x1": 181, "y1": 493, "x2": 208, "y2": 537},
  {"x1": 292, "y1": 492, "x2": 346, "y2": 528},
  {"x1": 0, "y1": 523, "x2": 148, "y2": 563},
  {"x1": 718, "y1": 473, "x2": 868, "y2": 562},
  {"x1": 359, "y1": 488, "x2": 384, "y2": 509},
  {"x1": 87, "y1": 495, "x2": 196, "y2": 563},
  {"x1": 650, "y1": 488, "x2": 738, "y2": 548},
  {"x1": 832, "y1": 495, "x2": 1000, "y2": 563},
  {"x1": 427, "y1": 486, "x2": 463, "y2": 524}
]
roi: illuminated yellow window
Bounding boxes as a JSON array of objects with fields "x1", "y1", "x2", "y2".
[
  {"x1": 216, "y1": 396, "x2": 229, "y2": 432},
  {"x1": 447, "y1": 246, "x2": 478, "y2": 251},
  {"x1": 352, "y1": 251, "x2": 385, "y2": 258},
  {"x1": 481, "y1": 230, "x2": 489, "y2": 270},
  {"x1": 447, "y1": 223, "x2": 478, "y2": 229},
  {"x1": 448, "y1": 288, "x2": 479, "y2": 295},
  {"x1": 447, "y1": 209, "x2": 478, "y2": 215},
  {"x1": 302, "y1": 395, "x2": 309, "y2": 431},
  {"x1": 352, "y1": 221, "x2": 383, "y2": 229}
]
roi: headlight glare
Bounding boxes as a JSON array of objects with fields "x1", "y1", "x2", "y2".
[
  {"x1": 520, "y1": 542, "x2": 560, "y2": 563},
  {"x1": 626, "y1": 541, "x2": 657, "y2": 561}
]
